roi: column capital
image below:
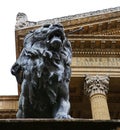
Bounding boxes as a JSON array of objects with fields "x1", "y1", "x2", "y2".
[{"x1": 84, "y1": 75, "x2": 109, "y2": 97}]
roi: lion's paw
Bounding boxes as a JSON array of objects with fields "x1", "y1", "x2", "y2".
[{"x1": 55, "y1": 113, "x2": 72, "y2": 119}]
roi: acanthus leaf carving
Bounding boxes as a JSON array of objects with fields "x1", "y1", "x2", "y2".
[{"x1": 84, "y1": 75, "x2": 109, "y2": 97}]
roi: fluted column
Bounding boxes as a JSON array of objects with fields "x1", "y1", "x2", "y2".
[{"x1": 84, "y1": 75, "x2": 110, "y2": 120}]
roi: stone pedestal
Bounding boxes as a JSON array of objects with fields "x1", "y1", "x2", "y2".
[
  {"x1": 84, "y1": 75, "x2": 110, "y2": 120},
  {"x1": 0, "y1": 119, "x2": 119, "y2": 130}
]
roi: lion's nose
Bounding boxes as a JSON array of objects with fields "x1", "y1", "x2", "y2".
[{"x1": 50, "y1": 36, "x2": 62, "y2": 49}]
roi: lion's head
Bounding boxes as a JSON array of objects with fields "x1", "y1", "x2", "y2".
[{"x1": 33, "y1": 24, "x2": 65, "y2": 49}]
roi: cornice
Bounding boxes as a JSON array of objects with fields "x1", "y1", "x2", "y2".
[
  {"x1": 15, "y1": 6, "x2": 120, "y2": 30},
  {"x1": 0, "y1": 96, "x2": 18, "y2": 101}
]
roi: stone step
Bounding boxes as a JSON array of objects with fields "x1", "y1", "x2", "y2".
[{"x1": 0, "y1": 119, "x2": 119, "y2": 130}]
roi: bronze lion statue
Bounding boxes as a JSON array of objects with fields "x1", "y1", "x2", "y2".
[{"x1": 11, "y1": 23, "x2": 72, "y2": 119}]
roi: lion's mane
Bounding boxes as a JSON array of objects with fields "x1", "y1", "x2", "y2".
[{"x1": 11, "y1": 23, "x2": 72, "y2": 118}]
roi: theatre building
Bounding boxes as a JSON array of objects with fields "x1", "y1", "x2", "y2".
[{"x1": 0, "y1": 6, "x2": 120, "y2": 129}]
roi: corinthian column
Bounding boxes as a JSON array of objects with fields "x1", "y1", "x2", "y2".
[{"x1": 84, "y1": 75, "x2": 110, "y2": 120}]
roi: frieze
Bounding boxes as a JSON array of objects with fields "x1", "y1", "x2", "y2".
[{"x1": 71, "y1": 57, "x2": 120, "y2": 67}]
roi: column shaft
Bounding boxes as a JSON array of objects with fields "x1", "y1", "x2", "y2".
[{"x1": 90, "y1": 94, "x2": 110, "y2": 119}]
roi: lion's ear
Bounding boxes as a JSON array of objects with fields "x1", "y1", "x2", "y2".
[{"x1": 43, "y1": 24, "x2": 51, "y2": 28}]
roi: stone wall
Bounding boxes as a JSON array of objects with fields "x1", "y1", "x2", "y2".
[{"x1": 0, "y1": 96, "x2": 18, "y2": 118}]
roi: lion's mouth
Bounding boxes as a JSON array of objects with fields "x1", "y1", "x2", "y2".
[
  {"x1": 48, "y1": 29, "x2": 65, "y2": 50},
  {"x1": 48, "y1": 29, "x2": 64, "y2": 41}
]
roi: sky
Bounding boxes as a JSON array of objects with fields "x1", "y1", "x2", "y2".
[{"x1": 0, "y1": 0, "x2": 120, "y2": 95}]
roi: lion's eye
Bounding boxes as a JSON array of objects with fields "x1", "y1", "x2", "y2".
[{"x1": 43, "y1": 24, "x2": 51, "y2": 28}]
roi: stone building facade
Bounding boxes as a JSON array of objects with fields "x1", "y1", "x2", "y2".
[{"x1": 0, "y1": 6, "x2": 120, "y2": 120}]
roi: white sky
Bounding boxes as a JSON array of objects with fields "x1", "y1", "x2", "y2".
[{"x1": 0, "y1": 0, "x2": 119, "y2": 95}]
